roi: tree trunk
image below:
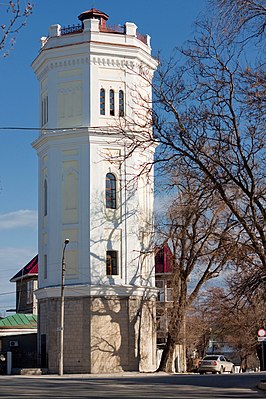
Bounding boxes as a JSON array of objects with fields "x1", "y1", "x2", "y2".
[
  {"x1": 158, "y1": 333, "x2": 176, "y2": 372},
  {"x1": 240, "y1": 356, "x2": 248, "y2": 372}
]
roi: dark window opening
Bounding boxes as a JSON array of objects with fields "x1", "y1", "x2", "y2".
[
  {"x1": 100, "y1": 88, "x2": 105, "y2": 115},
  {"x1": 110, "y1": 89, "x2": 115, "y2": 116},
  {"x1": 41, "y1": 334, "x2": 48, "y2": 368},
  {"x1": 119, "y1": 90, "x2": 124, "y2": 117},
  {"x1": 106, "y1": 250, "x2": 118, "y2": 275}
]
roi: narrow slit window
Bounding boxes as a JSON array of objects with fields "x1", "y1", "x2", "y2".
[
  {"x1": 106, "y1": 250, "x2": 118, "y2": 275},
  {"x1": 119, "y1": 90, "x2": 124, "y2": 117},
  {"x1": 100, "y1": 88, "x2": 105, "y2": 115},
  {"x1": 46, "y1": 96, "x2": 48, "y2": 123},
  {"x1": 42, "y1": 98, "x2": 45, "y2": 126},
  {"x1": 44, "y1": 179, "x2": 48, "y2": 216},
  {"x1": 41, "y1": 95, "x2": 48, "y2": 126},
  {"x1": 44, "y1": 254, "x2": 47, "y2": 280},
  {"x1": 106, "y1": 173, "x2": 116, "y2": 209},
  {"x1": 110, "y1": 89, "x2": 115, "y2": 116}
]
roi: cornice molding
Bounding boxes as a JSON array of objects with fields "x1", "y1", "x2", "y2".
[
  {"x1": 36, "y1": 283, "x2": 158, "y2": 300},
  {"x1": 36, "y1": 56, "x2": 136, "y2": 78},
  {"x1": 91, "y1": 56, "x2": 134, "y2": 69}
]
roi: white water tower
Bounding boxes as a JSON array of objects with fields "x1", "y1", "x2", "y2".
[{"x1": 32, "y1": 8, "x2": 157, "y2": 373}]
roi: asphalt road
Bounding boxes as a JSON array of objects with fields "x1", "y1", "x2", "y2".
[{"x1": 0, "y1": 372, "x2": 266, "y2": 399}]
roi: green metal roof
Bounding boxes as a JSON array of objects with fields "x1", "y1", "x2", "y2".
[{"x1": 0, "y1": 314, "x2": 37, "y2": 328}]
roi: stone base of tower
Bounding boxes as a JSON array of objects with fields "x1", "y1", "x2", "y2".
[{"x1": 37, "y1": 287, "x2": 157, "y2": 374}]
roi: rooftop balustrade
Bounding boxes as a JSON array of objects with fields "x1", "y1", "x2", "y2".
[{"x1": 60, "y1": 23, "x2": 148, "y2": 45}]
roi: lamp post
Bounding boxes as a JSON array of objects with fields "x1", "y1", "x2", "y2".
[{"x1": 58, "y1": 238, "x2": 69, "y2": 376}]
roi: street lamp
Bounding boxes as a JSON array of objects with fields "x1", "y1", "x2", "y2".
[{"x1": 58, "y1": 238, "x2": 70, "y2": 376}]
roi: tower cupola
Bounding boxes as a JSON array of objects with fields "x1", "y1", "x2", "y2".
[{"x1": 78, "y1": 8, "x2": 109, "y2": 28}]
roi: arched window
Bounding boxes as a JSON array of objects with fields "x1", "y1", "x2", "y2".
[
  {"x1": 100, "y1": 88, "x2": 105, "y2": 115},
  {"x1": 106, "y1": 173, "x2": 116, "y2": 209},
  {"x1": 44, "y1": 179, "x2": 48, "y2": 216},
  {"x1": 109, "y1": 89, "x2": 115, "y2": 116},
  {"x1": 119, "y1": 90, "x2": 124, "y2": 117}
]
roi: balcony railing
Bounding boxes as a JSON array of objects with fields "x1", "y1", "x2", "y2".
[
  {"x1": 100, "y1": 24, "x2": 125, "y2": 34},
  {"x1": 60, "y1": 23, "x2": 148, "y2": 45},
  {"x1": 136, "y1": 32, "x2": 148, "y2": 45},
  {"x1": 61, "y1": 24, "x2": 83, "y2": 35}
]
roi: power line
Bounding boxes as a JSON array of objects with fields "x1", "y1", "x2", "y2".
[{"x1": 0, "y1": 291, "x2": 15, "y2": 296}]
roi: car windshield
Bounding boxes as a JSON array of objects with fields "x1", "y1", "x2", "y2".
[{"x1": 203, "y1": 356, "x2": 219, "y2": 360}]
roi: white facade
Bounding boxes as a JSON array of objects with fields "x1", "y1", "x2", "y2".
[{"x1": 32, "y1": 9, "x2": 158, "y2": 373}]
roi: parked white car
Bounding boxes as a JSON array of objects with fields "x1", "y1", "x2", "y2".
[{"x1": 198, "y1": 354, "x2": 235, "y2": 374}]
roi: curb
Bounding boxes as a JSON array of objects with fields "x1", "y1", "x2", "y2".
[
  {"x1": 258, "y1": 381, "x2": 266, "y2": 391},
  {"x1": 2, "y1": 372, "x2": 173, "y2": 379}
]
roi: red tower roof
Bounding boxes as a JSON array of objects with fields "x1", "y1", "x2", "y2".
[{"x1": 10, "y1": 255, "x2": 38, "y2": 282}]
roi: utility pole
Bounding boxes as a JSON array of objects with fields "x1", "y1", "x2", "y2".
[
  {"x1": 262, "y1": 341, "x2": 265, "y2": 371},
  {"x1": 58, "y1": 238, "x2": 69, "y2": 376}
]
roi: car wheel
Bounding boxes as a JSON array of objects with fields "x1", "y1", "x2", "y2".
[
  {"x1": 230, "y1": 366, "x2": 235, "y2": 374},
  {"x1": 199, "y1": 371, "x2": 204, "y2": 375},
  {"x1": 219, "y1": 367, "x2": 224, "y2": 374}
]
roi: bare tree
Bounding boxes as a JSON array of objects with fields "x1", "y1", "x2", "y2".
[
  {"x1": 193, "y1": 285, "x2": 266, "y2": 371},
  {"x1": 121, "y1": 19, "x2": 265, "y2": 280},
  {"x1": 185, "y1": 297, "x2": 215, "y2": 362},
  {"x1": 0, "y1": 1, "x2": 33, "y2": 57},
  {"x1": 210, "y1": 0, "x2": 266, "y2": 44},
  {"x1": 115, "y1": 21, "x2": 265, "y2": 371},
  {"x1": 111, "y1": 9, "x2": 266, "y2": 372},
  {"x1": 155, "y1": 172, "x2": 236, "y2": 372}
]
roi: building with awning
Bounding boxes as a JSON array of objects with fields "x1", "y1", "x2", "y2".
[
  {"x1": 0, "y1": 257, "x2": 39, "y2": 371},
  {"x1": 0, "y1": 313, "x2": 37, "y2": 337}
]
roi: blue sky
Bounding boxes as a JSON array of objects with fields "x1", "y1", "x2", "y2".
[{"x1": 0, "y1": 0, "x2": 209, "y2": 315}]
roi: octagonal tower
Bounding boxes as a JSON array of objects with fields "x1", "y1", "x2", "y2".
[{"x1": 32, "y1": 8, "x2": 157, "y2": 373}]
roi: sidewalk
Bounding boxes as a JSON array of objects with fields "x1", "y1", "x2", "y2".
[{"x1": 4, "y1": 371, "x2": 170, "y2": 379}]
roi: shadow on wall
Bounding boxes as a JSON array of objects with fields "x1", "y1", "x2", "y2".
[
  {"x1": 89, "y1": 292, "x2": 155, "y2": 373},
  {"x1": 89, "y1": 181, "x2": 155, "y2": 287}
]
